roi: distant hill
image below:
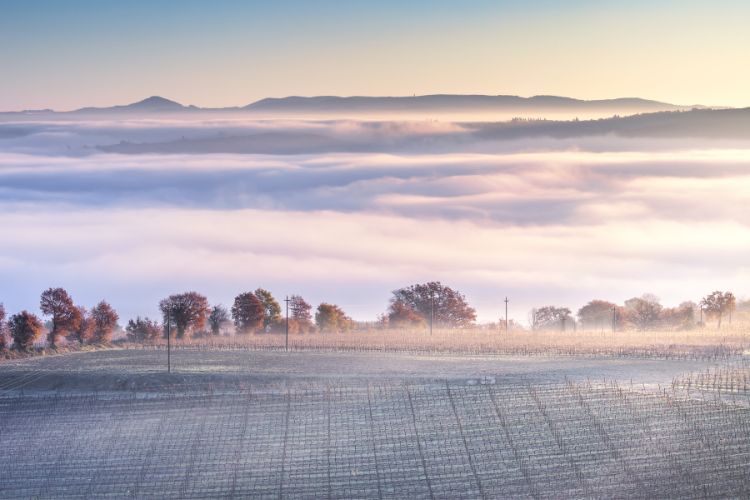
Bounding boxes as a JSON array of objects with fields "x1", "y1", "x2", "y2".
[
  {"x1": 74, "y1": 96, "x2": 187, "y2": 113},
  {"x1": 467, "y1": 107, "x2": 750, "y2": 140},
  {"x1": 243, "y1": 94, "x2": 690, "y2": 114},
  {"x1": 0, "y1": 94, "x2": 702, "y2": 119}
]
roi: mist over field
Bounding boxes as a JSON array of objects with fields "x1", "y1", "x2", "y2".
[
  {"x1": 5, "y1": 2, "x2": 750, "y2": 497},
  {"x1": 2, "y1": 113, "x2": 750, "y2": 322}
]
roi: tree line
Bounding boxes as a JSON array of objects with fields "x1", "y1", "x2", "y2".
[
  {"x1": 0, "y1": 288, "x2": 118, "y2": 351},
  {"x1": 148, "y1": 289, "x2": 358, "y2": 340},
  {"x1": 530, "y1": 291, "x2": 738, "y2": 332},
  {"x1": 0, "y1": 284, "x2": 744, "y2": 350}
]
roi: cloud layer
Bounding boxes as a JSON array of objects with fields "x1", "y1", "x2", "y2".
[{"x1": 1, "y1": 119, "x2": 749, "y2": 322}]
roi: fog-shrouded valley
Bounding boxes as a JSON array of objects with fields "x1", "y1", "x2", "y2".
[
  {"x1": 3, "y1": 2, "x2": 750, "y2": 497},
  {"x1": 2, "y1": 93, "x2": 750, "y2": 497}
]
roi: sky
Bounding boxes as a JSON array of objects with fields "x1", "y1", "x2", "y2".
[{"x1": 1, "y1": 0, "x2": 750, "y2": 110}]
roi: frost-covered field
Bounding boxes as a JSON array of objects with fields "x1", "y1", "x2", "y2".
[{"x1": 1, "y1": 349, "x2": 749, "y2": 498}]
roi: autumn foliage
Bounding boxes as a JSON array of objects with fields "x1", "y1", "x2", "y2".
[
  {"x1": 40, "y1": 287, "x2": 81, "y2": 347},
  {"x1": 159, "y1": 292, "x2": 210, "y2": 339},
  {"x1": 391, "y1": 282, "x2": 476, "y2": 328},
  {"x1": 9, "y1": 311, "x2": 44, "y2": 350},
  {"x1": 315, "y1": 303, "x2": 353, "y2": 333},
  {"x1": 231, "y1": 292, "x2": 264, "y2": 333}
]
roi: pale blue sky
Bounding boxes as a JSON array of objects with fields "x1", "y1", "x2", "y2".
[{"x1": 1, "y1": 0, "x2": 749, "y2": 110}]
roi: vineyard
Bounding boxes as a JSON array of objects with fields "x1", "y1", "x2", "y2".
[
  {"x1": 0, "y1": 344, "x2": 749, "y2": 498},
  {"x1": 130, "y1": 326, "x2": 749, "y2": 359}
]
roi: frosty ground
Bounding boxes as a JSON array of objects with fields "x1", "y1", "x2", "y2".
[{"x1": 0, "y1": 348, "x2": 748, "y2": 498}]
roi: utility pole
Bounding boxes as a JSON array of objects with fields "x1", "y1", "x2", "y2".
[
  {"x1": 284, "y1": 296, "x2": 290, "y2": 352},
  {"x1": 166, "y1": 304, "x2": 171, "y2": 373},
  {"x1": 612, "y1": 305, "x2": 616, "y2": 333},
  {"x1": 430, "y1": 293, "x2": 434, "y2": 336},
  {"x1": 504, "y1": 297, "x2": 509, "y2": 333}
]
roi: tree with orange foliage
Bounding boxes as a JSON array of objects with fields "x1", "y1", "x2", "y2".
[
  {"x1": 69, "y1": 306, "x2": 95, "y2": 345},
  {"x1": 700, "y1": 291, "x2": 736, "y2": 329},
  {"x1": 91, "y1": 301, "x2": 119, "y2": 344},
  {"x1": 40, "y1": 287, "x2": 81, "y2": 347},
  {"x1": 9, "y1": 311, "x2": 43, "y2": 350},
  {"x1": 159, "y1": 292, "x2": 210, "y2": 339},
  {"x1": 387, "y1": 300, "x2": 426, "y2": 329},
  {"x1": 231, "y1": 292, "x2": 264, "y2": 334},
  {"x1": 391, "y1": 282, "x2": 476, "y2": 328}
]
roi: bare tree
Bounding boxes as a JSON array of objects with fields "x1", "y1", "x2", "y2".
[
  {"x1": 208, "y1": 305, "x2": 230, "y2": 336},
  {"x1": 159, "y1": 292, "x2": 210, "y2": 339},
  {"x1": 9, "y1": 311, "x2": 43, "y2": 350},
  {"x1": 40, "y1": 287, "x2": 81, "y2": 347},
  {"x1": 391, "y1": 282, "x2": 476, "y2": 328},
  {"x1": 624, "y1": 295, "x2": 663, "y2": 331},
  {"x1": 700, "y1": 291, "x2": 735, "y2": 329},
  {"x1": 531, "y1": 306, "x2": 572, "y2": 331},
  {"x1": 231, "y1": 292, "x2": 264, "y2": 334},
  {"x1": 91, "y1": 301, "x2": 119, "y2": 344}
]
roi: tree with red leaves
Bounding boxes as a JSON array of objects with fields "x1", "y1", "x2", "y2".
[
  {"x1": 69, "y1": 306, "x2": 95, "y2": 345},
  {"x1": 9, "y1": 311, "x2": 43, "y2": 350},
  {"x1": 387, "y1": 300, "x2": 426, "y2": 329},
  {"x1": 91, "y1": 301, "x2": 119, "y2": 344},
  {"x1": 231, "y1": 292, "x2": 264, "y2": 334},
  {"x1": 159, "y1": 292, "x2": 210, "y2": 339},
  {"x1": 391, "y1": 282, "x2": 476, "y2": 328},
  {"x1": 40, "y1": 287, "x2": 81, "y2": 347}
]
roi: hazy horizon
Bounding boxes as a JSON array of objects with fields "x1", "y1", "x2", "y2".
[
  {"x1": 2, "y1": 1, "x2": 750, "y2": 110},
  {"x1": 2, "y1": 1, "x2": 750, "y2": 325}
]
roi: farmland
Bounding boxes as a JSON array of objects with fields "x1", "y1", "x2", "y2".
[{"x1": 1, "y1": 344, "x2": 749, "y2": 498}]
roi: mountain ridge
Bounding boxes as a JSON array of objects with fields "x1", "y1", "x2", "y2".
[
  {"x1": 2, "y1": 94, "x2": 714, "y2": 115},
  {"x1": 243, "y1": 94, "x2": 692, "y2": 112}
]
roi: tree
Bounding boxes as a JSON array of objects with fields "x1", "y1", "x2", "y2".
[
  {"x1": 387, "y1": 300, "x2": 426, "y2": 329},
  {"x1": 9, "y1": 311, "x2": 43, "y2": 350},
  {"x1": 208, "y1": 305, "x2": 230, "y2": 336},
  {"x1": 125, "y1": 317, "x2": 161, "y2": 343},
  {"x1": 159, "y1": 292, "x2": 210, "y2": 339},
  {"x1": 700, "y1": 291, "x2": 736, "y2": 329},
  {"x1": 624, "y1": 295, "x2": 663, "y2": 331},
  {"x1": 231, "y1": 292, "x2": 264, "y2": 333},
  {"x1": 391, "y1": 282, "x2": 476, "y2": 328},
  {"x1": 289, "y1": 295, "x2": 314, "y2": 333},
  {"x1": 69, "y1": 306, "x2": 95, "y2": 345},
  {"x1": 254, "y1": 288, "x2": 282, "y2": 330},
  {"x1": 0, "y1": 303, "x2": 7, "y2": 350},
  {"x1": 315, "y1": 303, "x2": 353, "y2": 333},
  {"x1": 40, "y1": 287, "x2": 81, "y2": 347},
  {"x1": 577, "y1": 300, "x2": 618, "y2": 331},
  {"x1": 91, "y1": 301, "x2": 119, "y2": 344},
  {"x1": 660, "y1": 301, "x2": 696, "y2": 330},
  {"x1": 530, "y1": 306, "x2": 572, "y2": 331}
]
